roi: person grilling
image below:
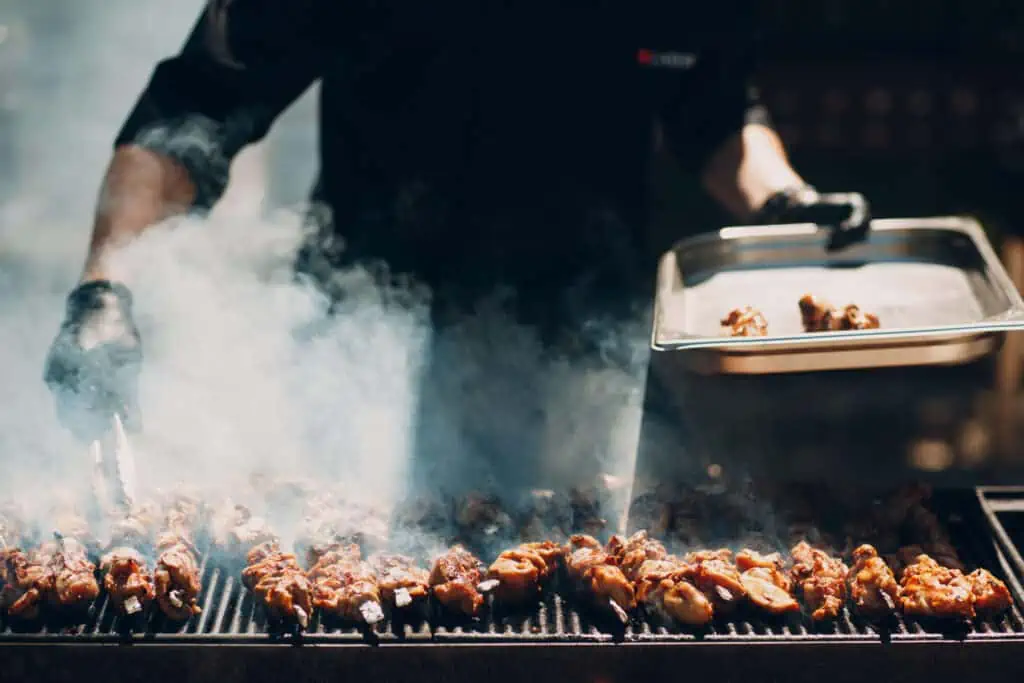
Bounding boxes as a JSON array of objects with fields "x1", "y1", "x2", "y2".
[{"x1": 43, "y1": 0, "x2": 870, "y2": 500}]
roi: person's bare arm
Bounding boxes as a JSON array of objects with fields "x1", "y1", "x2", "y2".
[
  {"x1": 81, "y1": 146, "x2": 196, "y2": 283},
  {"x1": 699, "y1": 123, "x2": 806, "y2": 221}
]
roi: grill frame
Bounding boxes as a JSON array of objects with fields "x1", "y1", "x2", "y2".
[{"x1": 3, "y1": 489, "x2": 1024, "y2": 683}]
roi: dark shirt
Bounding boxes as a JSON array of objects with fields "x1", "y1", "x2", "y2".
[{"x1": 116, "y1": 0, "x2": 768, "y2": 308}]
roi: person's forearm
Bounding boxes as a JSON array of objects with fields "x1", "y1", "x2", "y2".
[
  {"x1": 700, "y1": 123, "x2": 806, "y2": 221},
  {"x1": 80, "y1": 145, "x2": 196, "y2": 283}
]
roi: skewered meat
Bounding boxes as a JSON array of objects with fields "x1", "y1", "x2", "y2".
[
  {"x1": 0, "y1": 548, "x2": 53, "y2": 620},
  {"x1": 45, "y1": 536, "x2": 100, "y2": 610},
  {"x1": 898, "y1": 554, "x2": 975, "y2": 620},
  {"x1": 682, "y1": 549, "x2": 746, "y2": 615},
  {"x1": 790, "y1": 541, "x2": 849, "y2": 621},
  {"x1": 241, "y1": 541, "x2": 313, "y2": 628},
  {"x1": 516, "y1": 489, "x2": 573, "y2": 542},
  {"x1": 370, "y1": 553, "x2": 430, "y2": 609},
  {"x1": 608, "y1": 531, "x2": 713, "y2": 626},
  {"x1": 100, "y1": 547, "x2": 156, "y2": 616},
  {"x1": 307, "y1": 544, "x2": 384, "y2": 624},
  {"x1": 455, "y1": 493, "x2": 515, "y2": 556},
  {"x1": 484, "y1": 541, "x2": 562, "y2": 606},
  {"x1": 721, "y1": 306, "x2": 769, "y2": 337},
  {"x1": 799, "y1": 294, "x2": 879, "y2": 332},
  {"x1": 966, "y1": 568, "x2": 1013, "y2": 616},
  {"x1": 564, "y1": 535, "x2": 635, "y2": 622},
  {"x1": 848, "y1": 544, "x2": 899, "y2": 619},
  {"x1": 736, "y1": 549, "x2": 799, "y2": 615},
  {"x1": 210, "y1": 502, "x2": 275, "y2": 561},
  {"x1": 429, "y1": 545, "x2": 486, "y2": 618},
  {"x1": 154, "y1": 532, "x2": 201, "y2": 620}
]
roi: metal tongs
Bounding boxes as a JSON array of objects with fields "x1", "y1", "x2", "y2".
[{"x1": 88, "y1": 413, "x2": 138, "y2": 519}]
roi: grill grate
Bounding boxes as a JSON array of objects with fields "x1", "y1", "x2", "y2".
[{"x1": 3, "y1": 493, "x2": 1024, "y2": 645}]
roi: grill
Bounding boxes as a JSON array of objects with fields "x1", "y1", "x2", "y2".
[{"x1": 4, "y1": 491, "x2": 1024, "y2": 683}]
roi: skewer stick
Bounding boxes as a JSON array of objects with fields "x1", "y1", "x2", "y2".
[
  {"x1": 359, "y1": 600, "x2": 384, "y2": 625},
  {"x1": 294, "y1": 605, "x2": 309, "y2": 629},
  {"x1": 168, "y1": 590, "x2": 185, "y2": 609},
  {"x1": 394, "y1": 587, "x2": 413, "y2": 608},
  {"x1": 880, "y1": 590, "x2": 897, "y2": 613},
  {"x1": 477, "y1": 579, "x2": 500, "y2": 594},
  {"x1": 608, "y1": 598, "x2": 629, "y2": 624}
]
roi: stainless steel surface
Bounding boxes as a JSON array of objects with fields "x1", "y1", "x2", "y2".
[
  {"x1": 88, "y1": 413, "x2": 137, "y2": 517},
  {"x1": 652, "y1": 217, "x2": 1024, "y2": 374}
]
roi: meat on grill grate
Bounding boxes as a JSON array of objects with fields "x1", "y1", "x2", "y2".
[
  {"x1": 242, "y1": 541, "x2": 314, "y2": 628},
  {"x1": 430, "y1": 545, "x2": 486, "y2": 619},
  {"x1": 307, "y1": 543, "x2": 384, "y2": 625},
  {"x1": 790, "y1": 541, "x2": 849, "y2": 622}
]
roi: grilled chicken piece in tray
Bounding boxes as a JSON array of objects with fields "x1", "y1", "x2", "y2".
[
  {"x1": 790, "y1": 541, "x2": 849, "y2": 622},
  {"x1": 481, "y1": 540, "x2": 563, "y2": 607},
  {"x1": 848, "y1": 544, "x2": 899, "y2": 620},
  {"x1": 307, "y1": 543, "x2": 384, "y2": 625},
  {"x1": 721, "y1": 306, "x2": 769, "y2": 337},
  {"x1": 608, "y1": 531, "x2": 713, "y2": 627},
  {"x1": 241, "y1": 541, "x2": 314, "y2": 629},
  {"x1": 370, "y1": 553, "x2": 431, "y2": 612},
  {"x1": 682, "y1": 549, "x2": 747, "y2": 617},
  {"x1": 429, "y1": 545, "x2": 487, "y2": 619},
  {"x1": 564, "y1": 534, "x2": 635, "y2": 624},
  {"x1": 735, "y1": 549, "x2": 800, "y2": 616},
  {"x1": 798, "y1": 294, "x2": 880, "y2": 332}
]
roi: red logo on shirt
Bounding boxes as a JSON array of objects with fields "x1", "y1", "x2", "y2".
[
  {"x1": 636, "y1": 49, "x2": 696, "y2": 69},
  {"x1": 636, "y1": 49, "x2": 654, "y2": 65}
]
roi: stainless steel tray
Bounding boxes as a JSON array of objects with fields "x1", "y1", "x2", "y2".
[{"x1": 652, "y1": 217, "x2": 1024, "y2": 374}]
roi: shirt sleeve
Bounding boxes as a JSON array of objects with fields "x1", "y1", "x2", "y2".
[
  {"x1": 114, "y1": 0, "x2": 324, "y2": 209},
  {"x1": 658, "y1": 31, "x2": 772, "y2": 175}
]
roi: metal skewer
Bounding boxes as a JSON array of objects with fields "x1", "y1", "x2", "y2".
[
  {"x1": 477, "y1": 579, "x2": 500, "y2": 594},
  {"x1": 608, "y1": 598, "x2": 629, "y2": 624},
  {"x1": 359, "y1": 600, "x2": 384, "y2": 624},
  {"x1": 394, "y1": 587, "x2": 413, "y2": 608}
]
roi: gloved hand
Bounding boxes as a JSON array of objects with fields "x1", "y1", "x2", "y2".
[
  {"x1": 43, "y1": 280, "x2": 142, "y2": 441},
  {"x1": 752, "y1": 185, "x2": 871, "y2": 251}
]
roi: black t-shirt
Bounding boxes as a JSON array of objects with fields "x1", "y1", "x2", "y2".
[{"x1": 116, "y1": 0, "x2": 767, "y2": 301}]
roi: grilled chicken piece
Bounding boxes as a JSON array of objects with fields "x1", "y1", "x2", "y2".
[
  {"x1": 736, "y1": 549, "x2": 799, "y2": 615},
  {"x1": 564, "y1": 535, "x2": 636, "y2": 621},
  {"x1": 790, "y1": 541, "x2": 849, "y2": 621},
  {"x1": 0, "y1": 548, "x2": 53, "y2": 620},
  {"x1": 154, "y1": 532, "x2": 202, "y2": 620},
  {"x1": 45, "y1": 537, "x2": 100, "y2": 610},
  {"x1": 683, "y1": 549, "x2": 747, "y2": 615},
  {"x1": 966, "y1": 568, "x2": 1013, "y2": 616},
  {"x1": 798, "y1": 294, "x2": 879, "y2": 332},
  {"x1": 430, "y1": 545, "x2": 486, "y2": 618},
  {"x1": 308, "y1": 544, "x2": 384, "y2": 624},
  {"x1": 100, "y1": 547, "x2": 156, "y2": 616},
  {"x1": 849, "y1": 544, "x2": 899, "y2": 619},
  {"x1": 211, "y1": 502, "x2": 276, "y2": 561},
  {"x1": 608, "y1": 532, "x2": 713, "y2": 626},
  {"x1": 370, "y1": 553, "x2": 430, "y2": 609},
  {"x1": 516, "y1": 489, "x2": 573, "y2": 542},
  {"x1": 455, "y1": 493, "x2": 515, "y2": 555},
  {"x1": 898, "y1": 554, "x2": 975, "y2": 620},
  {"x1": 241, "y1": 541, "x2": 313, "y2": 628},
  {"x1": 485, "y1": 541, "x2": 563, "y2": 606},
  {"x1": 721, "y1": 306, "x2": 769, "y2": 337}
]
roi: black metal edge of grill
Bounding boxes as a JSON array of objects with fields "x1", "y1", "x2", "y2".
[{"x1": 5, "y1": 490, "x2": 1024, "y2": 683}]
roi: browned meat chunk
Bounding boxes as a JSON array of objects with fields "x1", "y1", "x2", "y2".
[
  {"x1": 370, "y1": 553, "x2": 430, "y2": 609},
  {"x1": 154, "y1": 533, "x2": 202, "y2": 620},
  {"x1": 0, "y1": 548, "x2": 53, "y2": 620},
  {"x1": 966, "y1": 568, "x2": 1013, "y2": 617},
  {"x1": 430, "y1": 545, "x2": 486, "y2": 618},
  {"x1": 722, "y1": 306, "x2": 769, "y2": 337},
  {"x1": 101, "y1": 548, "x2": 156, "y2": 616},
  {"x1": 799, "y1": 294, "x2": 879, "y2": 332},
  {"x1": 791, "y1": 541, "x2": 849, "y2": 621},
  {"x1": 898, "y1": 554, "x2": 975, "y2": 620},
  {"x1": 308, "y1": 544, "x2": 383, "y2": 624},
  {"x1": 683, "y1": 549, "x2": 747, "y2": 615},
  {"x1": 485, "y1": 541, "x2": 562, "y2": 606},
  {"x1": 46, "y1": 538, "x2": 100, "y2": 610},
  {"x1": 849, "y1": 544, "x2": 898, "y2": 619},
  {"x1": 241, "y1": 541, "x2": 313, "y2": 627},
  {"x1": 565, "y1": 535, "x2": 636, "y2": 620}
]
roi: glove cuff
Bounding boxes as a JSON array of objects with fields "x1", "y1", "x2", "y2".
[
  {"x1": 751, "y1": 185, "x2": 819, "y2": 224},
  {"x1": 66, "y1": 280, "x2": 134, "y2": 318}
]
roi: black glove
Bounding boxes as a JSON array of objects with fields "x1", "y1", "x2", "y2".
[
  {"x1": 752, "y1": 185, "x2": 871, "y2": 251},
  {"x1": 44, "y1": 280, "x2": 142, "y2": 441}
]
